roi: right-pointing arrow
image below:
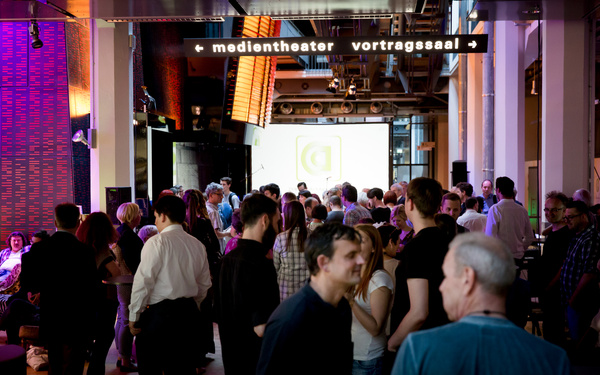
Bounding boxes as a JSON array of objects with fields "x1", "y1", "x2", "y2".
[{"x1": 468, "y1": 41, "x2": 477, "y2": 48}]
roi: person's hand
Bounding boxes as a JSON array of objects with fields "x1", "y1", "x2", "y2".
[
  {"x1": 27, "y1": 292, "x2": 40, "y2": 306},
  {"x1": 129, "y1": 321, "x2": 141, "y2": 336}
]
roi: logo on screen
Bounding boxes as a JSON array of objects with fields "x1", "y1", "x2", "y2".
[{"x1": 296, "y1": 136, "x2": 341, "y2": 180}]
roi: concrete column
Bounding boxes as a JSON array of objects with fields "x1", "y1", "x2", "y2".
[
  {"x1": 466, "y1": 47, "x2": 482, "y2": 187},
  {"x1": 447, "y1": 76, "x2": 460, "y2": 187},
  {"x1": 542, "y1": 19, "x2": 592, "y2": 199},
  {"x1": 90, "y1": 21, "x2": 134, "y2": 212},
  {"x1": 495, "y1": 21, "x2": 526, "y2": 197}
]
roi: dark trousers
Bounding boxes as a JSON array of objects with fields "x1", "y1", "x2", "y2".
[
  {"x1": 136, "y1": 298, "x2": 201, "y2": 375},
  {"x1": 0, "y1": 298, "x2": 40, "y2": 345},
  {"x1": 47, "y1": 340, "x2": 87, "y2": 375},
  {"x1": 86, "y1": 298, "x2": 119, "y2": 375}
]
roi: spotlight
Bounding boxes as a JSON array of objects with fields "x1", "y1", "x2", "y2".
[
  {"x1": 340, "y1": 101, "x2": 353, "y2": 114},
  {"x1": 29, "y1": 20, "x2": 43, "y2": 49},
  {"x1": 72, "y1": 129, "x2": 96, "y2": 149},
  {"x1": 280, "y1": 103, "x2": 293, "y2": 115},
  {"x1": 141, "y1": 86, "x2": 156, "y2": 111},
  {"x1": 370, "y1": 102, "x2": 383, "y2": 114},
  {"x1": 325, "y1": 77, "x2": 340, "y2": 94},
  {"x1": 310, "y1": 102, "x2": 323, "y2": 115},
  {"x1": 345, "y1": 78, "x2": 357, "y2": 101}
]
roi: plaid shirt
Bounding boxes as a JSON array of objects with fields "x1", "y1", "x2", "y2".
[
  {"x1": 343, "y1": 203, "x2": 373, "y2": 227},
  {"x1": 560, "y1": 225, "x2": 600, "y2": 305},
  {"x1": 0, "y1": 245, "x2": 30, "y2": 265},
  {"x1": 273, "y1": 228, "x2": 310, "y2": 301}
]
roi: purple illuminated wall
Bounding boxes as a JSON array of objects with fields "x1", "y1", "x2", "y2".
[{"x1": 0, "y1": 22, "x2": 73, "y2": 241}]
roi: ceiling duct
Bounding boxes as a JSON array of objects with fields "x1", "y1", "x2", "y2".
[
  {"x1": 370, "y1": 102, "x2": 383, "y2": 114},
  {"x1": 280, "y1": 103, "x2": 293, "y2": 115},
  {"x1": 340, "y1": 101, "x2": 353, "y2": 114},
  {"x1": 311, "y1": 102, "x2": 324, "y2": 115}
]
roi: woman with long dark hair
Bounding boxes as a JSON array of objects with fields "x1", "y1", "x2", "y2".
[
  {"x1": 76, "y1": 212, "x2": 120, "y2": 375},
  {"x1": 273, "y1": 200, "x2": 310, "y2": 301},
  {"x1": 182, "y1": 189, "x2": 220, "y2": 363},
  {"x1": 350, "y1": 224, "x2": 393, "y2": 375}
]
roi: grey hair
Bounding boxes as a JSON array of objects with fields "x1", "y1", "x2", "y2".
[
  {"x1": 449, "y1": 233, "x2": 515, "y2": 296},
  {"x1": 205, "y1": 182, "x2": 224, "y2": 196},
  {"x1": 357, "y1": 191, "x2": 369, "y2": 206}
]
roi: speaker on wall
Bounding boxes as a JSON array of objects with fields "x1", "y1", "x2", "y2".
[
  {"x1": 451, "y1": 160, "x2": 468, "y2": 186},
  {"x1": 106, "y1": 187, "x2": 132, "y2": 225}
]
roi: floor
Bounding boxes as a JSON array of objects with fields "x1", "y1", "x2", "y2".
[{"x1": 0, "y1": 323, "x2": 225, "y2": 375}]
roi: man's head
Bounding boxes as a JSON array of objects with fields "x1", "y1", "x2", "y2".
[
  {"x1": 456, "y1": 182, "x2": 473, "y2": 201},
  {"x1": 544, "y1": 191, "x2": 568, "y2": 224},
  {"x1": 573, "y1": 189, "x2": 592, "y2": 207},
  {"x1": 304, "y1": 197, "x2": 318, "y2": 219},
  {"x1": 329, "y1": 195, "x2": 342, "y2": 210},
  {"x1": 495, "y1": 177, "x2": 515, "y2": 199},
  {"x1": 406, "y1": 178, "x2": 443, "y2": 221},
  {"x1": 464, "y1": 197, "x2": 479, "y2": 212},
  {"x1": 312, "y1": 204, "x2": 328, "y2": 221},
  {"x1": 390, "y1": 183, "x2": 403, "y2": 199},
  {"x1": 440, "y1": 233, "x2": 515, "y2": 321},
  {"x1": 481, "y1": 179, "x2": 493, "y2": 197},
  {"x1": 367, "y1": 188, "x2": 384, "y2": 208},
  {"x1": 220, "y1": 177, "x2": 232, "y2": 194},
  {"x1": 297, "y1": 182, "x2": 307, "y2": 191},
  {"x1": 153, "y1": 195, "x2": 186, "y2": 232},
  {"x1": 341, "y1": 184, "x2": 358, "y2": 207},
  {"x1": 54, "y1": 203, "x2": 81, "y2": 231},
  {"x1": 440, "y1": 193, "x2": 461, "y2": 221},
  {"x1": 263, "y1": 183, "x2": 281, "y2": 201},
  {"x1": 241, "y1": 193, "x2": 280, "y2": 247},
  {"x1": 565, "y1": 198, "x2": 589, "y2": 232},
  {"x1": 304, "y1": 223, "x2": 364, "y2": 289},
  {"x1": 6, "y1": 231, "x2": 27, "y2": 252},
  {"x1": 205, "y1": 182, "x2": 224, "y2": 205}
]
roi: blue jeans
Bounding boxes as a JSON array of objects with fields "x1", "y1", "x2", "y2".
[{"x1": 352, "y1": 357, "x2": 383, "y2": 375}]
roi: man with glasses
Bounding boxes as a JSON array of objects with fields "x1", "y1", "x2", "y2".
[
  {"x1": 559, "y1": 199, "x2": 600, "y2": 344},
  {"x1": 206, "y1": 182, "x2": 229, "y2": 254},
  {"x1": 539, "y1": 191, "x2": 572, "y2": 346}
]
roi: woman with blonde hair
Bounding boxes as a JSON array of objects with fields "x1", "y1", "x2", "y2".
[
  {"x1": 113, "y1": 202, "x2": 144, "y2": 371},
  {"x1": 350, "y1": 224, "x2": 393, "y2": 374},
  {"x1": 390, "y1": 205, "x2": 414, "y2": 258}
]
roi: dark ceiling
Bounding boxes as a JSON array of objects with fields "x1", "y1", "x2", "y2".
[{"x1": 1, "y1": 0, "x2": 599, "y2": 21}]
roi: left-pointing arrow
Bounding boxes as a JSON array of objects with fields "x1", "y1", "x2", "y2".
[
  {"x1": 468, "y1": 41, "x2": 477, "y2": 48},
  {"x1": 195, "y1": 44, "x2": 203, "y2": 53}
]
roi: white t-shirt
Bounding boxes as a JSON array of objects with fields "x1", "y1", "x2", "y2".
[
  {"x1": 351, "y1": 269, "x2": 394, "y2": 361},
  {"x1": 0, "y1": 250, "x2": 22, "y2": 271}
]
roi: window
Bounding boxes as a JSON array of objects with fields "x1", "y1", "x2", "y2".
[{"x1": 390, "y1": 116, "x2": 433, "y2": 184}]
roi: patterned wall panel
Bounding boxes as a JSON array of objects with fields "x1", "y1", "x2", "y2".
[{"x1": 0, "y1": 22, "x2": 72, "y2": 242}]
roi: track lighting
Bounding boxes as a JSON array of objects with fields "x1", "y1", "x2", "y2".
[
  {"x1": 29, "y1": 20, "x2": 43, "y2": 49},
  {"x1": 325, "y1": 77, "x2": 340, "y2": 94},
  {"x1": 345, "y1": 78, "x2": 357, "y2": 100}
]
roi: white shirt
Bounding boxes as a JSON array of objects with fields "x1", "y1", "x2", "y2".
[
  {"x1": 351, "y1": 270, "x2": 394, "y2": 361},
  {"x1": 485, "y1": 199, "x2": 535, "y2": 259},
  {"x1": 129, "y1": 224, "x2": 211, "y2": 322},
  {"x1": 223, "y1": 192, "x2": 240, "y2": 209},
  {"x1": 457, "y1": 209, "x2": 488, "y2": 233},
  {"x1": 0, "y1": 250, "x2": 22, "y2": 271}
]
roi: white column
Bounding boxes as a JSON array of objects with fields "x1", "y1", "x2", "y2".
[
  {"x1": 90, "y1": 20, "x2": 134, "y2": 212},
  {"x1": 542, "y1": 19, "x2": 592, "y2": 199},
  {"x1": 466, "y1": 49, "x2": 482, "y2": 187},
  {"x1": 494, "y1": 21, "x2": 526, "y2": 197},
  {"x1": 447, "y1": 76, "x2": 460, "y2": 188}
]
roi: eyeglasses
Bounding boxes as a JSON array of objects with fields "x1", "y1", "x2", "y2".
[
  {"x1": 543, "y1": 208, "x2": 564, "y2": 213},
  {"x1": 564, "y1": 213, "x2": 583, "y2": 222}
]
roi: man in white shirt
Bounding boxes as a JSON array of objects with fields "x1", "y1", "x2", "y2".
[
  {"x1": 129, "y1": 195, "x2": 211, "y2": 375},
  {"x1": 485, "y1": 176, "x2": 534, "y2": 260},
  {"x1": 457, "y1": 197, "x2": 487, "y2": 232}
]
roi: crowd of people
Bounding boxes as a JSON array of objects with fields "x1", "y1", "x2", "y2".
[{"x1": 0, "y1": 175, "x2": 599, "y2": 375}]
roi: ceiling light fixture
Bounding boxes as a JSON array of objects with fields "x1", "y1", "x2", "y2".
[
  {"x1": 345, "y1": 78, "x2": 357, "y2": 101},
  {"x1": 29, "y1": 20, "x2": 43, "y2": 49}
]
